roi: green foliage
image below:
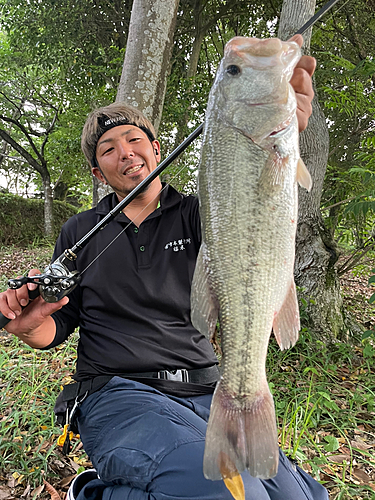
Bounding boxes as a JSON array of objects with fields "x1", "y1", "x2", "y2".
[
  {"x1": 0, "y1": 1, "x2": 118, "y2": 216},
  {"x1": 0, "y1": 334, "x2": 82, "y2": 489},
  {"x1": 316, "y1": 0, "x2": 375, "y2": 258},
  {"x1": 267, "y1": 332, "x2": 375, "y2": 498},
  {"x1": 363, "y1": 268, "x2": 375, "y2": 340},
  {"x1": 0, "y1": 193, "x2": 77, "y2": 246}
]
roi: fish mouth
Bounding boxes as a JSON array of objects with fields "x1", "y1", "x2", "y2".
[{"x1": 124, "y1": 164, "x2": 143, "y2": 175}]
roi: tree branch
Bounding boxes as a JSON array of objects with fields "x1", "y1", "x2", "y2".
[
  {"x1": 337, "y1": 236, "x2": 375, "y2": 276},
  {"x1": 41, "y1": 107, "x2": 59, "y2": 158},
  {"x1": 0, "y1": 91, "x2": 24, "y2": 115},
  {"x1": 328, "y1": 119, "x2": 375, "y2": 158},
  {"x1": 0, "y1": 152, "x2": 29, "y2": 164},
  {"x1": 0, "y1": 128, "x2": 44, "y2": 175},
  {"x1": 322, "y1": 194, "x2": 368, "y2": 212},
  {"x1": 0, "y1": 114, "x2": 44, "y2": 162}
]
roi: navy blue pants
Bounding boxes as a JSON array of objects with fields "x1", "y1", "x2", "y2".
[{"x1": 75, "y1": 377, "x2": 328, "y2": 500}]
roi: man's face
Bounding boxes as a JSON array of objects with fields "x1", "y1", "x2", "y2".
[{"x1": 93, "y1": 124, "x2": 160, "y2": 200}]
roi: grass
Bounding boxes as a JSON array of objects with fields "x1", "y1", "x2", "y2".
[
  {"x1": 0, "y1": 334, "x2": 88, "y2": 497},
  {"x1": 268, "y1": 332, "x2": 375, "y2": 499},
  {"x1": 0, "y1": 246, "x2": 375, "y2": 499}
]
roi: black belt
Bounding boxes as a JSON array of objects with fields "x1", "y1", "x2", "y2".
[
  {"x1": 58, "y1": 365, "x2": 221, "y2": 417},
  {"x1": 126, "y1": 365, "x2": 220, "y2": 384}
]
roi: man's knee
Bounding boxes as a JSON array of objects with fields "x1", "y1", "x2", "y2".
[{"x1": 150, "y1": 441, "x2": 269, "y2": 500}]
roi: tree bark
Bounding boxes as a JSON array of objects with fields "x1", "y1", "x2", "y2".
[
  {"x1": 278, "y1": 1, "x2": 346, "y2": 342},
  {"x1": 116, "y1": 0, "x2": 180, "y2": 135},
  {"x1": 42, "y1": 169, "x2": 54, "y2": 237}
]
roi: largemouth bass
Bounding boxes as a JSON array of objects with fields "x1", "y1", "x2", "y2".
[{"x1": 191, "y1": 36, "x2": 312, "y2": 483}]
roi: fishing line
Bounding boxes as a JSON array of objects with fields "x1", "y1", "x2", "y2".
[
  {"x1": 309, "y1": 0, "x2": 353, "y2": 42},
  {"x1": 79, "y1": 160, "x2": 193, "y2": 276}
]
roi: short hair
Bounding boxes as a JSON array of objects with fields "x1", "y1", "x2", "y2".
[{"x1": 81, "y1": 102, "x2": 156, "y2": 167}]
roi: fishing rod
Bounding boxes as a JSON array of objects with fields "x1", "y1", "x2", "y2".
[{"x1": 0, "y1": 0, "x2": 342, "y2": 329}]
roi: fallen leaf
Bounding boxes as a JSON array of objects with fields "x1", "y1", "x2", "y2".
[
  {"x1": 338, "y1": 446, "x2": 352, "y2": 456},
  {"x1": 6, "y1": 478, "x2": 14, "y2": 489},
  {"x1": 52, "y1": 460, "x2": 65, "y2": 469},
  {"x1": 327, "y1": 454, "x2": 351, "y2": 463},
  {"x1": 302, "y1": 463, "x2": 312, "y2": 473},
  {"x1": 31, "y1": 484, "x2": 45, "y2": 498},
  {"x1": 352, "y1": 468, "x2": 371, "y2": 484},
  {"x1": 68, "y1": 459, "x2": 80, "y2": 472},
  {"x1": 0, "y1": 486, "x2": 12, "y2": 500},
  {"x1": 58, "y1": 475, "x2": 76, "y2": 488},
  {"x1": 43, "y1": 480, "x2": 61, "y2": 500},
  {"x1": 21, "y1": 484, "x2": 30, "y2": 497},
  {"x1": 351, "y1": 440, "x2": 373, "y2": 451}
]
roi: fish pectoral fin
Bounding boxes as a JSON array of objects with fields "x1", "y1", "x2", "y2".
[
  {"x1": 296, "y1": 158, "x2": 312, "y2": 191},
  {"x1": 273, "y1": 280, "x2": 300, "y2": 350},
  {"x1": 204, "y1": 380, "x2": 279, "y2": 481},
  {"x1": 223, "y1": 475, "x2": 245, "y2": 500},
  {"x1": 259, "y1": 151, "x2": 289, "y2": 189},
  {"x1": 190, "y1": 245, "x2": 219, "y2": 340}
]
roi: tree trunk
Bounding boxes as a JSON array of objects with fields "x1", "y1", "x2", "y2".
[
  {"x1": 278, "y1": 1, "x2": 346, "y2": 342},
  {"x1": 92, "y1": 174, "x2": 113, "y2": 206},
  {"x1": 116, "y1": 0, "x2": 180, "y2": 135},
  {"x1": 92, "y1": 175, "x2": 99, "y2": 207},
  {"x1": 42, "y1": 171, "x2": 54, "y2": 237}
]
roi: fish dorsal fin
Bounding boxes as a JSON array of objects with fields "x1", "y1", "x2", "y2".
[
  {"x1": 190, "y1": 245, "x2": 219, "y2": 340},
  {"x1": 296, "y1": 158, "x2": 312, "y2": 191}
]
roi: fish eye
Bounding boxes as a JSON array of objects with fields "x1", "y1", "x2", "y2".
[{"x1": 225, "y1": 65, "x2": 241, "y2": 76}]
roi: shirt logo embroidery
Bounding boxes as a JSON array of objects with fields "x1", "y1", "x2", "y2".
[{"x1": 164, "y1": 238, "x2": 191, "y2": 252}]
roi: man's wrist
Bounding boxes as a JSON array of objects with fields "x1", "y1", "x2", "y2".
[{"x1": 13, "y1": 316, "x2": 57, "y2": 349}]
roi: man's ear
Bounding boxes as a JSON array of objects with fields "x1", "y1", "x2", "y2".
[
  {"x1": 153, "y1": 140, "x2": 161, "y2": 161},
  {"x1": 92, "y1": 167, "x2": 107, "y2": 185}
]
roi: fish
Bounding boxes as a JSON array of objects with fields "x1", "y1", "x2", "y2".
[{"x1": 190, "y1": 36, "x2": 312, "y2": 485}]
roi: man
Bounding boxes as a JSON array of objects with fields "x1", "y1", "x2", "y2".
[{"x1": 0, "y1": 36, "x2": 328, "y2": 500}]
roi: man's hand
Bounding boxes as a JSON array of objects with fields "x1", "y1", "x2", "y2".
[
  {"x1": 0, "y1": 269, "x2": 68, "y2": 347},
  {"x1": 289, "y1": 34, "x2": 316, "y2": 133}
]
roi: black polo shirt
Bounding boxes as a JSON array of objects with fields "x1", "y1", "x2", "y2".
[{"x1": 47, "y1": 185, "x2": 218, "y2": 396}]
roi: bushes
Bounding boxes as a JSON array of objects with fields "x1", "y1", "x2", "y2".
[{"x1": 0, "y1": 193, "x2": 78, "y2": 246}]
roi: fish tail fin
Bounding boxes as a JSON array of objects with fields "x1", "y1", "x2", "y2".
[{"x1": 203, "y1": 380, "x2": 279, "y2": 481}]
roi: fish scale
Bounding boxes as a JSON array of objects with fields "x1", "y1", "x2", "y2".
[{"x1": 190, "y1": 35, "x2": 312, "y2": 487}]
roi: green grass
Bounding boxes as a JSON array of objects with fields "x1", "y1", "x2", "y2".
[
  {"x1": 268, "y1": 330, "x2": 375, "y2": 499},
  {"x1": 0, "y1": 334, "x2": 86, "y2": 494},
  {"x1": 0, "y1": 246, "x2": 374, "y2": 498}
]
